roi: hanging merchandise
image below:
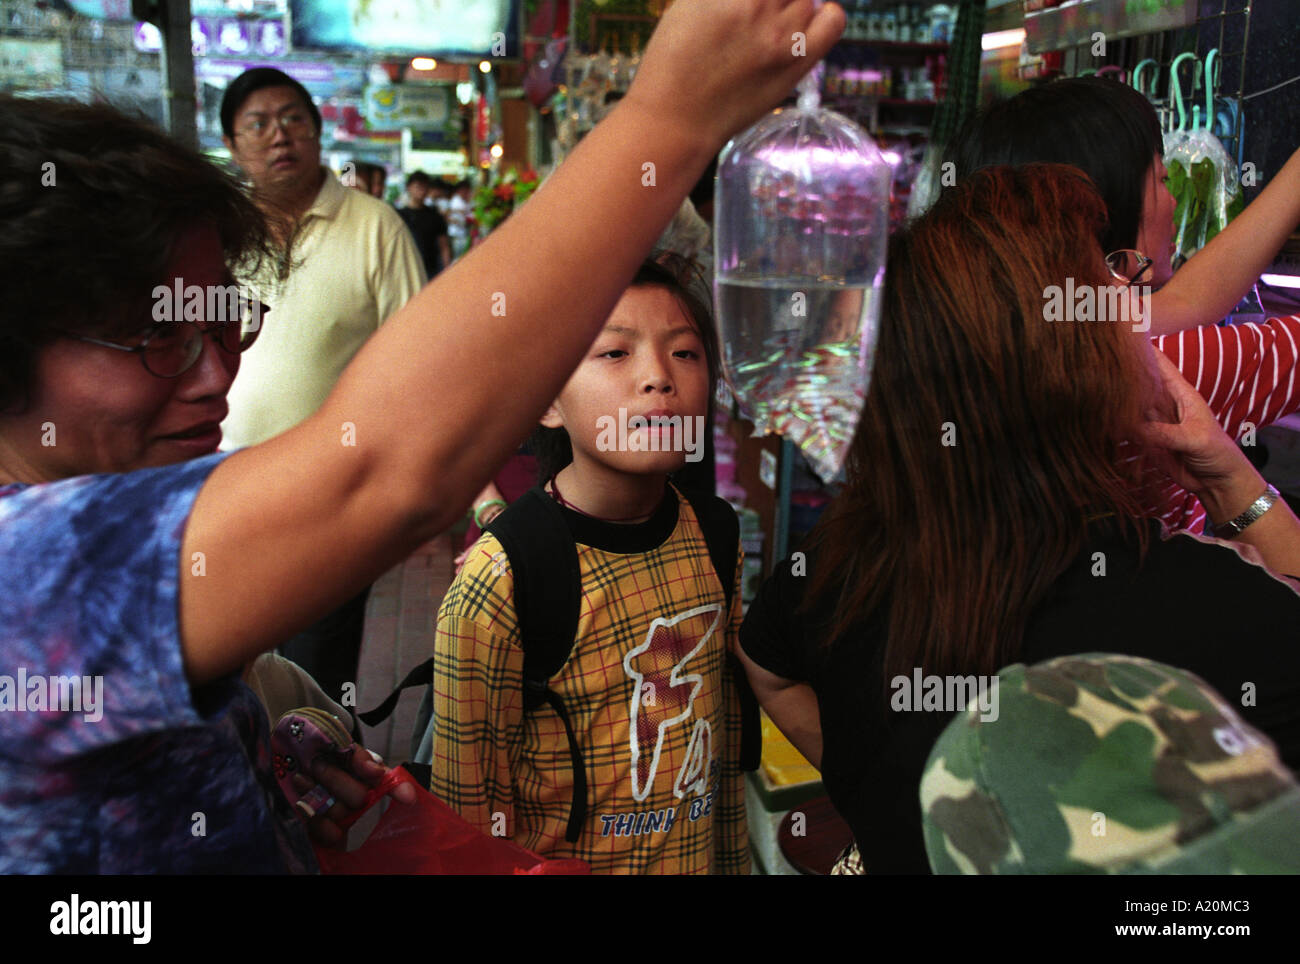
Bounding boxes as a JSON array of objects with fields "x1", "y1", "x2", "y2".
[
  {"x1": 553, "y1": 38, "x2": 640, "y2": 158},
  {"x1": 714, "y1": 61, "x2": 891, "y2": 482},
  {"x1": 1164, "y1": 51, "x2": 1244, "y2": 269},
  {"x1": 1132, "y1": 58, "x2": 1174, "y2": 136}
]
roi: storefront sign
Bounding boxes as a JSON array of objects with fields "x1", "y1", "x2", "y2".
[
  {"x1": 134, "y1": 16, "x2": 288, "y2": 57},
  {"x1": 410, "y1": 127, "x2": 462, "y2": 152},
  {"x1": 1025, "y1": 0, "x2": 1196, "y2": 54},
  {"x1": 0, "y1": 38, "x2": 63, "y2": 87},
  {"x1": 364, "y1": 84, "x2": 454, "y2": 130},
  {"x1": 61, "y1": 0, "x2": 133, "y2": 21},
  {"x1": 196, "y1": 59, "x2": 364, "y2": 95}
]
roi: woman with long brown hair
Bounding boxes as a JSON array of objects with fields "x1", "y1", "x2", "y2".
[
  {"x1": 950, "y1": 78, "x2": 1300, "y2": 538},
  {"x1": 739, "y1": 164, "x2": 1300, "y2": 874}
]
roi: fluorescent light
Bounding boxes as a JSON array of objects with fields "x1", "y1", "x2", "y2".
[
  {"x1": 982, "y1": 28, "x2": 1026, "y2": 51},
  {"x1": 411, "y1": 57, "x2": 437, "y2": 71},
  {"x1": 1262, "y1": 273, "x2": 1300, "y2": 290}
]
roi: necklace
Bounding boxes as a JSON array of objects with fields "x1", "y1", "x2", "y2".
[{"x1": 547, "y1": 474, "x2": 659, "y2": 524}]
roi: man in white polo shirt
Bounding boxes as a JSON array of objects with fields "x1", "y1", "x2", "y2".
[
  {"x1": 221, "y1": 67, "x2": 425, "y2": 448},
  {"x1": 220, "y1": 67, "x2": 425, "y2": 701}
]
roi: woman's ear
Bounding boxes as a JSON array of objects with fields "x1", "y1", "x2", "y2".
[{"x1": 539, "y1": 402, "x2": 564, "y2": 429}]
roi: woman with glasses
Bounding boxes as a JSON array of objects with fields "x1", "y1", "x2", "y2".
[
  {"x1": 949, "y1": 77, "x2": 1300, "y2": 536},
  {"x1": 738, "y1": 164, "x2": 1300, "y2": 874},
  {"x1": 948, "y1": 77, "x2": 1300, "y2": 332},
  {"x1": 0, "y1": 0, "x2": 842, "y2": 873}
]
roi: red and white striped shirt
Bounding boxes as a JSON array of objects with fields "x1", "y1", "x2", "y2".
[{"x1": 1151, "y1": 315, "x2": 1300, "y2": 532}]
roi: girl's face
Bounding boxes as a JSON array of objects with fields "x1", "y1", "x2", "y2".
[
  {"x1": 1135, "y1": 154, "x2": 1177, "y2": 287},
  {"x1": 541, "y1": 285, "x2": 711, "y2": 478}
]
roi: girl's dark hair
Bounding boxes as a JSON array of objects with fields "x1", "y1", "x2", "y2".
[
  {"x1": 531, "y1": 253, "x2": 719, "y2": 482},
  {"x1": 0, "y1": 95, "x2": 278, "y2": 412},
  {"x1": 803, "y1": 164, "x2": 1159, "y2": 694},
  {"x1": 945, "y1": 77, "x2": 1163, "y2": 253}
]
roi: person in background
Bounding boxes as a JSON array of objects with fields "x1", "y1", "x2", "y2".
[
  {"x1": 399, "y1": 171, "x2": 452, "y2": 279},
  {"x1": 949, "y1": 77, "x2": 1300, "y2": 536},
  {"x1": 369, "y1": 164, "x2": 388, "y2": 201},
  {"x1": 430, "y1": 178, "x2": 453, "y2": 218},
  {"x1": 447, "y1": 178, "x2": 474, "y2": 259},
  {"x1": 948, "y1": 77, "x2": 1300, "y2": 336},
  {"x1": 738, "y1": 164, "x2": 1300, "y2": 875},
  {"x1": 348, "y1": 161, "x2": 376, "y2": 192},
  {"x1": 0, "y1": 0, "x2": 841, "y2": 874},
  {"x1": 220, "y1": 66, "x2": 426, "y2": 702}
]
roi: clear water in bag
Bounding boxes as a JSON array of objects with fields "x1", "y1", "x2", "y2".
[{"x1": 714, "y1": 100, "x2": 890, "y2": 481}]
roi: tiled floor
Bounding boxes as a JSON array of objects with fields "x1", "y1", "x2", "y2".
[{"x1": 354, "y1": 531, "x2": 458, "y2": 764}]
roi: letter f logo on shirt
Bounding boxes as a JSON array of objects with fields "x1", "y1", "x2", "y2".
[{"x1": 623, "y1": 604, "x2": 722, "y2": 802}]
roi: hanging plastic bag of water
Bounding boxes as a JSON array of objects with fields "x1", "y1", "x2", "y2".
[{"x1": 714, "y1": 72, "x2": 890, "y2": 481}]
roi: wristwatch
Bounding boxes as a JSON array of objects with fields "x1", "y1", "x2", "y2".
[{"x1": 1207, "y1": 484, "x2": 1280, "y2": 539}]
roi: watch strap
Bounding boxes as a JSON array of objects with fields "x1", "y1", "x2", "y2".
[{"x1": 1209, "y1": 484, "x2": 1280, "y2": 539}]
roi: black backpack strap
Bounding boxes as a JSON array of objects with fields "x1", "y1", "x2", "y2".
[
  {"x1": 678, "y1": 486, "x2": 739, "y2": 612},
  {"x1": 487, "y1": 487, "x2": 588, "y2": 842},
  {"x1": 538, "y1": 690, "x2": 589, "y2": 844},
  {"x1": 357, "y1": 658, "x2": 434, "y2": 728},
  {"x1": 679, "y1": 486, "x2": 761, "y2": 773}
]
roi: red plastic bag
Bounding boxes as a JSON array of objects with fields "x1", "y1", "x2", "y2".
[{"x1": 314, "y1": 767, "x2": 590, "y2": 875}]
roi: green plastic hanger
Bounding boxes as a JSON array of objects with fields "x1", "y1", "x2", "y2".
[
  {"x1": 1203, "y1": 48, "x2": 1220, "y2": 130},
  {"x1": 1169, "y1": 51, "x2": 1199, "y2": 133},
  {"x1": 1132, "y1": 58, "x2": 1158, "y2": 99}
]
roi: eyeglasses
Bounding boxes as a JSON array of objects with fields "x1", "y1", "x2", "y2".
[
  {"x1": 64, "y1": 306, "x2": 266, "y2": 378},
  {"x1": 235, "y1": 110, "x2": 316, "y2": 143},
  {"x1": 1105, "y1": 249, "x2": 1154, "y2": 287}
]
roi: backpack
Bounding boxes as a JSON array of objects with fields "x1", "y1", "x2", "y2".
[{"x1": 360, "y1": 484, "x2": 761, "y2": 842}]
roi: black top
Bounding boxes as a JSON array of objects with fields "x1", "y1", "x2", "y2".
[
  {"x1": 397, "y1": 204, "x2": 449, "y2": 278},
  {"x1": 740, "y1": 520, "x2": 1300, "y2": 874}
]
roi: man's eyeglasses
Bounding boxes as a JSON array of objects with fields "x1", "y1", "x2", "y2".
[
  {"x1": 1105, "y1": 249, "x2": 1154, "y2": 288},
  {"x1": 63, "y1": 305, "x2": 266, "y2": 378},
  {"x1": 235, "y1": 111, "x2": 316, "y2": 144}
]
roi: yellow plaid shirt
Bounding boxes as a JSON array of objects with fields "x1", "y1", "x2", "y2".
[{"x1": 431, "y1": 487, "x2": 750, "y2": 874}]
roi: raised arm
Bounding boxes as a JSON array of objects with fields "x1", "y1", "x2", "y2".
[
  {"x1": 180, "y1": 0, "x2": 846, "y2": 684},
  {"x1": 1151, "y1": 146, "x2": 1300, "y2": 336}
]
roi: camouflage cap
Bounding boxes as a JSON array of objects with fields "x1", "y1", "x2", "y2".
[{"x1": 920, "y1": 653, "x2": 1300, "y2": 874}]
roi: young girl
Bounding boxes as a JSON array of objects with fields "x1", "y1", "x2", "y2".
[{"x1": 430, "y1": 258, "x2": 750, "y2": 874}]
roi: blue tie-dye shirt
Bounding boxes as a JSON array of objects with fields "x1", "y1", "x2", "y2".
[{"x1": 0, "y1": 453, "x2": 317, "y2": 873}]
